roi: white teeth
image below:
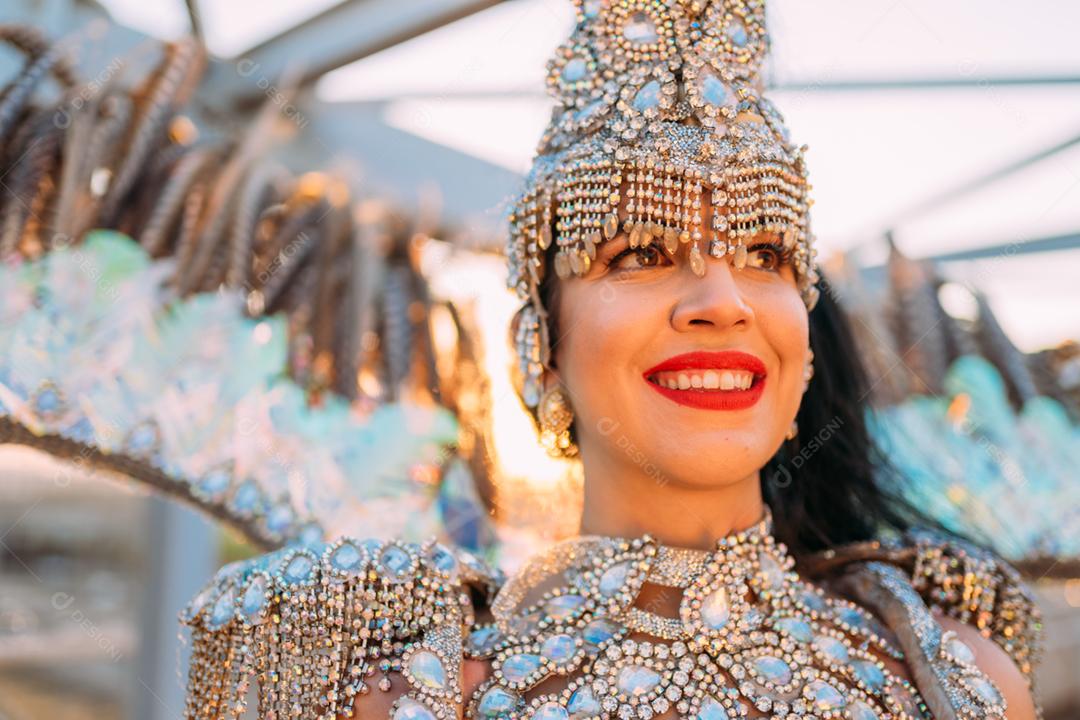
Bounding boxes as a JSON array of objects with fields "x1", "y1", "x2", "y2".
[{"x1": 652, "y1": 369, "x2": 756, "y2": 391}]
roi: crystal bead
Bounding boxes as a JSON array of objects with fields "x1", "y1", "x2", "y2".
[
  {"x1": 562, "y1": 58, "x2": 588, "y2": 84},
  {"x1": 429, "y1": 544, "x2": 459, "y2": 577},
  {"x1": 725, "y1": 17, "x2": 749, "y2": 47},
  {"x1": 797, "y1": 588, "x2": 826, "y2": 612},
  {"x1": 197, "y1": 468, "x2": 230, "y2": 499},
  {"x1": 266, "y1": 504, "x2": 294, "y2": 534},
  {"x1": 696, "y1": 696, "x2": 730, "y2": 720},
  {"x1": 633, "y1": 81, "x2": 661, "y2": 112},
  {"x1": 533, "y1": 701, "x2": 570, "y2": 720},
  {"x1": 616, "y1": 664, "x2": 661, "y2": 697},
  {"x1": 408, "y1": 650, "x2": 447, "y2": 690},
  {"x1": 689, "y1": 242, "x2": 706, "y2": 276},
  {"x1": 623, "y1": 12, "x2": 659, "y2": 43}
]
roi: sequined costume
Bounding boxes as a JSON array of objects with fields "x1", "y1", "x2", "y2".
[{"x1": 180, "y1": 509, "x2": 1040, "y2": 719}]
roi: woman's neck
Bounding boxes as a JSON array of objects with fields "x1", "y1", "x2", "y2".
[{"x1": 577, "y1": 457, "x2": 766, "y2": 551}]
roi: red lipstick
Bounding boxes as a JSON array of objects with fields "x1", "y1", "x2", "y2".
[{"x1": 642, "y1": 350, "x2": 767, "y2": 411}]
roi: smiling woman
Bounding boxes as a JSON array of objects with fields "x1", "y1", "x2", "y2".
[{"x1": 177, "y1": 0, "x2": 1043, "y2": 718}]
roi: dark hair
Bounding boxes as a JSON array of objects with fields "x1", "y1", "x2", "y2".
[{"x1": 530, "y1": 243, "x2": 942, "y2": 558}]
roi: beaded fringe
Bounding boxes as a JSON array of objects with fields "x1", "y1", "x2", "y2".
[{"x1": 181, "y1": 539, "x2": 498, "y2": 720}]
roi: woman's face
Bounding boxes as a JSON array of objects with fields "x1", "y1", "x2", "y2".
[{"x1": 551, "y1": 192, "x2": 810, "y2": 490}]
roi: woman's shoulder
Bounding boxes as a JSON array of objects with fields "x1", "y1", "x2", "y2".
[
  {"x1": 810, "y1": 527, "x2": 1042, "y2": 719},
  {"x1": 808, "y1": 526, "x2": 1042, "y2": 679},
  {"x1": 180, "y1": 535, "x2": 503, "y2": 719}
]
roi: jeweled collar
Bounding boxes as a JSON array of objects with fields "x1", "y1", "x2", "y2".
[{"x1": 490, "y1": 506, "x2": 794, "y2": 644}]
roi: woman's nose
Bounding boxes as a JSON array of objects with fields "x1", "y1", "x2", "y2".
[{"x1": 669, "y1": 256, "x2": 754, "y2": 332}]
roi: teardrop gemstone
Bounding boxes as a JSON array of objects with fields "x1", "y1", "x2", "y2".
[
  {"x1": 568, "y1": 686, "x2": 601, "y2": 719},
  {"x1": 209, "y1": 587, "x2": 236, "y2": 628},
  {"x1": 945, "y1": 635, "x2": 976, "y2": 664},
  {"x1": 966, "y1": 676, "x2": 1003, "y2": 705},
  {"x1": 850, "y1": 659, "x2": 886, "y2": 692},
  {"x1": 544, "y1": 594, "x2": 586, "y2": 621},
  {"x1": 632, "y1": 81, "x2": 661, "y2": 112},
  {"x1": 393, "y1": 697, "x2": 437, "y2": 720},
  {"x1": 468, "y1": 625, "x2": 504, "y2": 655},
  {"x1": 805, "y1": 679, "x2": 846, "y2": 711},
  {"x1": 752, "y1": 655, "x2": 792, "y2": 685},
  {"x1": 582, "y1": 618, "x2": 620, "y2": 649},
  {"x1": 478, "y1": 686, "x2": 521, "y2": 719},
  {"x1": 533, "y1": 701, "x2": 570, "y2": 720},
  {"x1": 813, "y1": 634, "x2": 850, "y2": 663},
  {"x1": 699, "y1": 71, "x2": 734, "y2": 110},
  {"x1": 616, "y1": 664, "x2": 661, "y2": 697},
  {"x1": 848, "y1": 700, "x2": 880, "y2": 720},
  {"x1": 283, "y1": 554, "x2": 314, "y2": 584},
  {"x1": 330, "y1": 542, "x2": 362, "y2": 571},
  {"x1": 725, "y1": 16, "x2": 749, "y2": 47},
  {"x1": 241, "y1": 576, "x2": 268, "y2": 622},
  {"x1": 541, "y1": 633, "x2": 578, "y2": 665},
  {"x1": 696, "y1": 696, "x2": 730, "y2": 720},
  {"x1": 700, "y1": 586, "x2": 730, "y2": 630},
  {"x1": 502, "y1": 653, "x2": 543, "y2": 683},
  {"x1": 408, "y1": 650, "x2": 447, "y2": 690},
  {"x1": 380, "y1": 545, "x2": 412, "y2": 576},
  {"x1": 599, "y1": 561, "x2": 631, "y2": 596},
  {"x1": 562, "y1": 57, "x2": 588, "y2": 84},
  {"x1": 774, "y1": 617, "x2": 812, "y2": 644}
]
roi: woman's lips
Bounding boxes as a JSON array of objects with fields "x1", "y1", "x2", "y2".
[{"x1": 642, "y1": 350, "x2": 767, "y2": 411}]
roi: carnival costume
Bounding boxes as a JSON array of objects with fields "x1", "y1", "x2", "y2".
[{"x1": 179, "y1": 2, "x2": 1041, "y2": 718}]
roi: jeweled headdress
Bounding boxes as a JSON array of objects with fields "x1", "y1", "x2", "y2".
[{"x1": 508, "y1": 0, "x2": 821, "y2": 414}]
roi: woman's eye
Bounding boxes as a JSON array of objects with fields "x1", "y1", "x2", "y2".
[
  {"x1": 745, "y1": 243, "x2": 787, "y2": 272},
  {"x1": 608, "y1": 244, "x2": 672, "y2": 271}
]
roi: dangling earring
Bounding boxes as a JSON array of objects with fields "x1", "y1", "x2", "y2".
[
  {"x1": 802, "y1": 348, "x2": 815, "y2": 391},
  {"x1": 538, "y1": 385, "x2": 576, "y2": 457},
  {"x1": 785, "y1": 419, "x2": 798, "y2": 441}
]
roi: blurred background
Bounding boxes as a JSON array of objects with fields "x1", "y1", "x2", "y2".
[{"x1": 1, "y1": 0, "x2": 1079, "y2": 718}]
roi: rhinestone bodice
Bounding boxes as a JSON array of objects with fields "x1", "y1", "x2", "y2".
[{"x1": 461, "y1": 512, "x2": 1006, "y2": 720}]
